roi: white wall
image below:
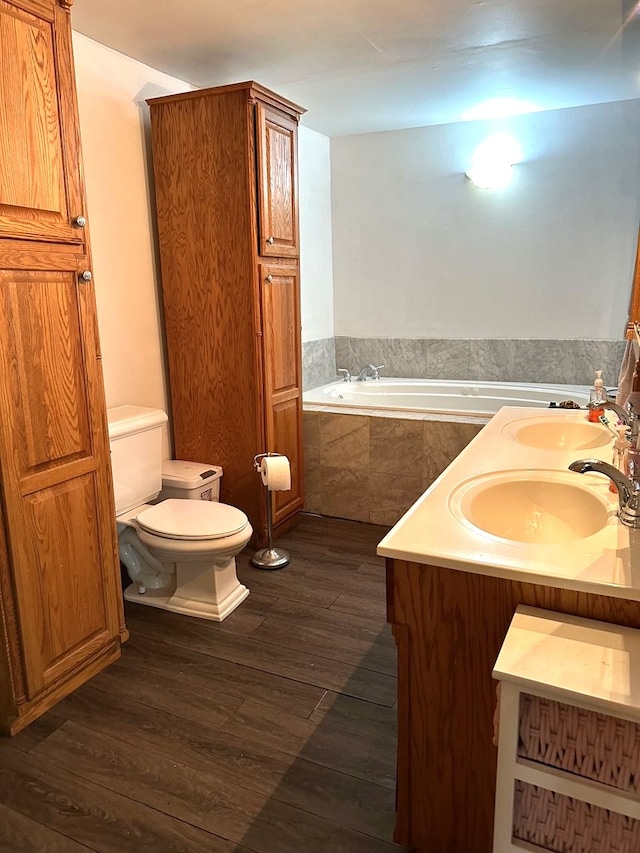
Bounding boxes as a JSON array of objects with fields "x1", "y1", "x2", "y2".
[
  {"x1": 331, "y1": 101, "x2": 640, "y2": 340},
  {"x1": 72, "y1": 33, "x2": 192, "y2": 456},
  {"x1": 298, "y1": 126, "x2": 334, "y2": 342}
]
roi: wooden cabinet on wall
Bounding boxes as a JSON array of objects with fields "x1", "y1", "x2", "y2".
[
  {"x1": 147, "y1": 82, "x2": 305, "y2": 542},
  {"x1": 0, "y1": 0, "x2": 126, "y2": 734}
]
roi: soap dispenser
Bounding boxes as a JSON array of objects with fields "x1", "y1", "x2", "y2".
[{"x1": 588, "y1": 370, "x2": 607, "y2": 423}]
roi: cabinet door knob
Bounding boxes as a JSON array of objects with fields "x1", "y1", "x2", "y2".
[
  {"x1": 73, "y1": 215, "x2": 87, "y2": 228},
  {"x1": 266, "y1": 274, "x2": 273, "y2": 283},
  {"x1": 80, "y1": 270, "x2": 92, "y2": 282},
  {"x1": 266, "y1": 236, "x2": 274, "y2": 245}
]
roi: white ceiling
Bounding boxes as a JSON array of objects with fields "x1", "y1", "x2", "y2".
[{"x1": 72, "y1": 0, "x2": 640, "y2": 136}]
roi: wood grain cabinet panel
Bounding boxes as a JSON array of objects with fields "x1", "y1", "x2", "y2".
[
  {"x1": 0, "y1": 270, "x2": 92, "y2": 473},
  {"x1": 19, "y1": 474, "x2": 114, "y2": 697},
  {"x1": 269, "y1": 397, "x2": 304, "y2": 523},
  {"x1": 0, "y1": 0, "x2": 85, "y2": 245},
  {"x1": 260, "y1": 264, "x2": 301, "y2": 395},
  {"x1": 260, "y1": 264, "x2": 303, "y2": 524},
  {"x1": 0, "y1": 0, "x2": 124, "y2": 735},
  {"x1": 148, "y1": 83, "x2": 306, "y2": 543},
  {"x1": 256, "y1": 104, "x2": 299, "y2": 258},
  {"x1": 0, "y1": 261, "x2": 123, "y2": 720}
]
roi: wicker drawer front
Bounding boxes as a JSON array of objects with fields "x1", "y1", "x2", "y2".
[
  {"x1": 519, "y1": 694, "x2": 640, "y2": 795},
  {"x1": 513, "y1": 781, "x2": 640, "y2": 853}
]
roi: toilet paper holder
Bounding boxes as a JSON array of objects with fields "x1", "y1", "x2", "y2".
[{"x1": 251, "y1": 453, "x2": 291, "y2": 570}]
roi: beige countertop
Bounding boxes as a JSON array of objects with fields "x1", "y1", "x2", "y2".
[{"x1": 377, "y1": 406, "x2": 640, "y2": 600}]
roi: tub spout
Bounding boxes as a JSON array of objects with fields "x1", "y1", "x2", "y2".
[
  {"x1": 357, "y1": 364, "x2": 384, "y2": 381},
  {"x1": 568, "y1": 458, "x2": 640, "y2": 528}
]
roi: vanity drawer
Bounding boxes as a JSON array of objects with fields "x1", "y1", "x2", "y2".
[
  {"x1": 513, "y1": 781, "x2": 640, "y2": 852},
  {"x1": 518, "y1": 694, "x2": 640, "y2": 795}
]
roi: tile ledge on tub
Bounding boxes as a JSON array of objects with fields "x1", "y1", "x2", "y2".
[{"x1": 302, "y1": 402, "x2": 489, "y2": 426}]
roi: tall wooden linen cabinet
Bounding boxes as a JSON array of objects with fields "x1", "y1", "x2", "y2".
[
  {"x1": 148, "y1": 83, "x2": 306, "y2": 541},
  {"x1": 0, "y1": 0, "x2": 126, "y2": 734}
]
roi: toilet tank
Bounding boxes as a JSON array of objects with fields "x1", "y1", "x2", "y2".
[{"x1": 107, "y1": 406, "x2": 168, "y2": 515}]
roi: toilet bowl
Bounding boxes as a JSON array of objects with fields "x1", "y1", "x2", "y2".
[
  {"x1": 118, "y1": 499, "x2": 252, "y2": 622},
  {"x1": 108, "y1": 405, "x2": 252, "y2": 623}
]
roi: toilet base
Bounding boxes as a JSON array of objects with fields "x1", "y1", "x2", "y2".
[
  {"x1": 123, "y1": 551, "x2": 250, "y2": 622},
  {"x1": 124, "y1": 581, "x2": 250, "y2": 622}
]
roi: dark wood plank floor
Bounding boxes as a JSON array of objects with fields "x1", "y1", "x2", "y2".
[{"x1": 0, "y1": 515, "x2": 406, "y2": 852}]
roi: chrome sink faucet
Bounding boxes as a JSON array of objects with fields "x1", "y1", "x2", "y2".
[
  {"x1": 568, "y1": 459, "x2": 640, "y2": 528},
  {"x1": 588, "y1": 400, "x2": 638, "y2": 442},
  {"x1": 357, "y1": 363, "x2": 384, "y2": 381}
]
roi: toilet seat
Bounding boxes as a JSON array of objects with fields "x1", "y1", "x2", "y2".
[{"x1": 136, "y1": 498, "x2": 249, "y2": 541}]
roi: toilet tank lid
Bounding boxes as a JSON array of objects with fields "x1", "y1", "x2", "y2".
[
  {"x1": 162, "y1": 460, "x2": 223, "y2": 488},
  {"x1": 107, "y1": 406, "x2": 168, "y2": 439}
]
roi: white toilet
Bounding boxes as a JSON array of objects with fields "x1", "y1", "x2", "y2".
[{"x1": 107, "y1": 405, "x2": 252, "y2": 622}]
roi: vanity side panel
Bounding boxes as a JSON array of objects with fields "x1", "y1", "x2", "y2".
[
  {"x1": 388, "y1": 559, "x2": 640, "y2": 853},
  {"x1": 385, "y1": 556, "x2": 410, "y2": 847}
]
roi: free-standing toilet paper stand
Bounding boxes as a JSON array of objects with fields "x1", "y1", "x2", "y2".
[{"x1": 251, "y1": 453, "x2": 291, "y2": 570}]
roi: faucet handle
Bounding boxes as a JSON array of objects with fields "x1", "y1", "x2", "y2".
[
  {"x1": 372, "y1": 364, "x2": 384, "y2": 379},
  {"x1": 337, "y1": 368, "x2": 351, "y2": 383}
]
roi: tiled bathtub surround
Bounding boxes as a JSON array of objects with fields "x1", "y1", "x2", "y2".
[
  {"x1": 304, "y1": 410, "x2": 484, "y2": 526},
  {"x1": 301, "y1": 335, "x2": 624, "y2": 523},
  {"x1": 332, "y1": 337, "x2": 627, "y2": 387},
  {"x1": 302, "y1": 338, "x2": 337, "y2": 391}
]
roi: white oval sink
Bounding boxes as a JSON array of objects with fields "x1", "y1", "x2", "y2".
[
  {"x1": 449, "y1": 470, "x2": 611, "y2": 544},
  {"x1": 501, "y1": 416, "x2": 612, "y2": 451}
]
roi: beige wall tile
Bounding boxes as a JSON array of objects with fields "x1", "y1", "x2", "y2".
[
  {"x1": 369, "y1": 472, "x2": 424, "y2": 527},
  {"x1": 303, "y1": 411, "x2": 321, "y2": 469},
  {"x1": 319, "y1": 413, "x2": 370, "y2": 472},
  {"x1": 369, "y1": 417, "x2": 424, "y2": 478},
  {"x1": 318, "y1": 466, "x2": 370, "y2": 522},
  {"x1": 422, "y1": 421, "x2": 483, "y2": 486},
  {"x1": 303, "y1": 410, "x2": 484, "y2": 525},
  {"x1": 303, "y1": 465, "x2": 323, "y2": 514}
]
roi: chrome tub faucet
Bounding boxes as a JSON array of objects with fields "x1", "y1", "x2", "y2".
[{"x1": 357, "y1": 363, "x2": 384, "y2": 381}]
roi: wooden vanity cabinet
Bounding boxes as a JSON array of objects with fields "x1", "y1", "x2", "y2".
[
  {"x1": 147, "y1": 83, "x2": 306, "y2": 541},
  {"x1": 0, "y1": 0, "x2": 125, "y2": 735}
]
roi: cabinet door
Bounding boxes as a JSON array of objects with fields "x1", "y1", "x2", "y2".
[
  {"x1": 0, "y1": 0, "x2": 85, "y2": 244},
  {"x1": 0, "y1": 258, "x2": 121, "y2": 699},
  {"x1": 259, "y1": 264, "x2": 304, "y2": 524},
  {"x1": 256, "y1": 104, "x2": 299, "y2": 258}
]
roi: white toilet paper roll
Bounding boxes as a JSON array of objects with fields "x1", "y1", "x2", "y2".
[{"x1": 259, "y1": 455, "x2": 291, "y2": 491}]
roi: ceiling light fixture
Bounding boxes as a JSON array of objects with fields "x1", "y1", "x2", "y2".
[{"x1": 465, "y1": 134, "x2": 522, "y2": 190}]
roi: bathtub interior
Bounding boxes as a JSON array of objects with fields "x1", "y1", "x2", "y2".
[{"x1": 303, "y1": 378, "x2": 591, "y2": 416}]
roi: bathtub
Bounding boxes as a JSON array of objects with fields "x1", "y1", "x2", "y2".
[
  {"x1": 303, "y1": 378, "x2": 591, "y2": 418},
  {"x1": 302, "y1": 378, "x2": 592, "y2": 525}
]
